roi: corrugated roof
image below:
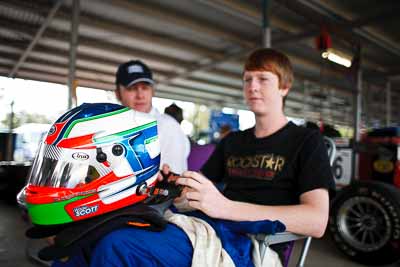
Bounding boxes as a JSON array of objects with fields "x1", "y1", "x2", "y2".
[{"x1": 0, "y1": 0, "x2": 399, "y2": 127}]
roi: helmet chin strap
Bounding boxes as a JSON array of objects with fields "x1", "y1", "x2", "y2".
[{"x1": 31, "y1": 203, "x2": 169, "y2": 263}]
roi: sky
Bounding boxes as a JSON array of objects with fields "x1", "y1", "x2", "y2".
[{"x1": 0, "y1": 76, "x2": 69, "y2": 120}]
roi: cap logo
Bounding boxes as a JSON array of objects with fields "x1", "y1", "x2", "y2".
[{"x1": 128, "y1": 65, "x2": 144, "y2": 74}]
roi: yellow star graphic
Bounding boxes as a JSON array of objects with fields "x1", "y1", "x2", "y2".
[{"x1": 265, "y1": 157, "x2": 275, "y2": 169}]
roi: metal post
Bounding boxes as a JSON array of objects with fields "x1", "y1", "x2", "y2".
[
  {"x1": 297, "y1": 237, "x2": 312, "y2": 267},
  {"x1": 6, "y1": 101, "x2": 14, "y2": 161},
  {"x1": 262, "y1": 0, "x2": 271, "y2": 48},
  {"x1": 303, "y1": 80, "x2": 308, "y2": 121},
  {"x1": 386, "y1": 81, "x2": 391, "y2": 126},
  {"x1": 352, "y1": 69, "x2": 362, "y2": 180},
  {"x1": 364, "y1": 83, "x2": 369, "y2": 128},
  {"x1": 68, "y1": 0, "x2": 80, "y2": 109}
]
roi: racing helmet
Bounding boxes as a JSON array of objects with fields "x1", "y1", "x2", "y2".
[{"x1": 19, "y1": 103, "x2": 161, "y2": 226}]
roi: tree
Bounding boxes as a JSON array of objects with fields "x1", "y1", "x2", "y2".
[{"x1": 1, "y1": 111, "x2": 52, "y2": 129}]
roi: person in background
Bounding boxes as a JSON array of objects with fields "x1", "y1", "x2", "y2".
[
  {"x1": 218, "y1": 124, "x2": 232, "y2": 140},
  {"x1": 115, "y1": 60, "x2": 190, "y2": 174},
  {"x1": 212, "y1": 124, "x2": 232, "y2": 144},
  {"x1": 305, "y1": 121, "x2": 341, "y2": 138},
  {"x1": 164, "y1": 102, "x2": 198, "y2": 148},
  {"x1": 164, "y1": 103, "x2": 184, "y2": 124}
]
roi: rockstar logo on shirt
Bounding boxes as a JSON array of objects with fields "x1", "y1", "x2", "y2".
[{"x1": 226, "y1": 154, "x2": 285, "y2": 180}]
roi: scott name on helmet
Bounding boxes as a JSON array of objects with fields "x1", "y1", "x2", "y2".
[{"x1": 73, "y1": 205, "x2": 99, "y2": 217}]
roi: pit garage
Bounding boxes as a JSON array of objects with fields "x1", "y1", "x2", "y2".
[{"x1": 0, "y1": 1, "x2": 399, "y2": 267}]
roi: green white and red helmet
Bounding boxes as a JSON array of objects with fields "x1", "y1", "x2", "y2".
[{"x1": 19, "y1": 103, "x2": 161, "y2": 226}]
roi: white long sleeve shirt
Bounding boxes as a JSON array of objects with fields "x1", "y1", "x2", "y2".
[{"x1": 149, "y1": 107, "x2": 190, "y2": 174}]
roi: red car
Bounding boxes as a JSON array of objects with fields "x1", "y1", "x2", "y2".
[{"x1": 329, "y1": 127, "x2": 400, "y2": 266}]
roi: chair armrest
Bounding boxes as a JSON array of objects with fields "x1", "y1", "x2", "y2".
[
  {"x1": 255, "y1": 232, "x2": 312, "y2": 267},
  {"x1": 255, "y1": 231, "x2": 307, "y2": 246}
]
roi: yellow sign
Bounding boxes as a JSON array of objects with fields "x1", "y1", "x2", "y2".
[{"x1": 373, "y1": 160, "x2": 394, "y2": 173}]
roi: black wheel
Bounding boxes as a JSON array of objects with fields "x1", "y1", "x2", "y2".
[{"x1": 329, "y1": 181, "x2": 400, "y2": 266}]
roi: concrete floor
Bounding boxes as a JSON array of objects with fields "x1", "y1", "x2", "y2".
[
  {"x1": 0, "y1": 200, "x2": 40, "y2": 267},
  {"x1": 0, "y1": 199, "x2": 398, "y2": 267},
  {"x1": 287, "y1": 237, "x2": 393, "y2": 267}
]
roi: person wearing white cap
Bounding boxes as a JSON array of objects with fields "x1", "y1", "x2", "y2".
[{"x1": 115, "y1": 60, "x2": 190, "y2": 174}]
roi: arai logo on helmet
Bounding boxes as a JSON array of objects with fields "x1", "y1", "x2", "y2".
[
  {"x1": 73, "y1": 205, "x2": 99, "y2": 217},
  {"x1": 72, "y1": 152, "x2": 89, "y2": 161}
]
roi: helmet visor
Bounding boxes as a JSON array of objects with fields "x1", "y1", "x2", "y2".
[{"x1": 28, "y1": 143, "x2": 108, "y2": 188}]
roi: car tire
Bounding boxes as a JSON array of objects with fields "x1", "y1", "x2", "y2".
[{"x1": 329, "y1": 181, "x2": 400, "y2": 266}]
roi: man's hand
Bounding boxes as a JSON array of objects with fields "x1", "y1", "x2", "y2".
[
  {"x1": 158, "y1": 164, "x2": 180, "y2": 182},
  {"x1": 158, "y1": 164, "x2": 187, "y2": 203},
  {"x1": 157, "y1": 164, "x2": 171, "y2": 181},
  {"x1": 176, "y1": 171, "x2": 231, "y2": 219}
]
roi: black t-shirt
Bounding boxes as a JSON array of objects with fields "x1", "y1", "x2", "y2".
[{"x1": 201, "y1": 122, "x2": 334, "y2": 206}]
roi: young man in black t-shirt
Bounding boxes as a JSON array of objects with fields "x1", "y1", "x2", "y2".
[{"x1": 176, "y1": 49, "x2": 334, "y2": 248}]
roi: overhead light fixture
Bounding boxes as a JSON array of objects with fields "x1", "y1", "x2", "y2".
[{"x1": 321, "y1": 48, "x2": 352, "y2": 68}]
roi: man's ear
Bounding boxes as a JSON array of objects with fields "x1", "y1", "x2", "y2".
[
  {"x1": 115, "y1": 87, "x2": 121, "y2": 101},
  {"x1": 280, "y1": 86, "x2": 290, "y2": 97}
]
